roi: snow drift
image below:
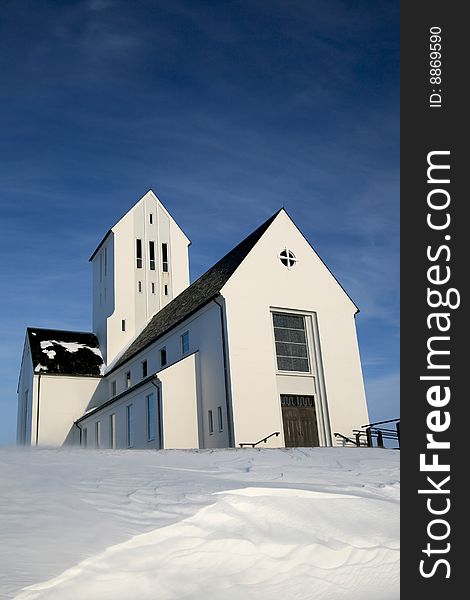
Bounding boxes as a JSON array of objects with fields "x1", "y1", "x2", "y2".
[{"x1": 0, "y1": 448, "x2": 399, "y2": 599}]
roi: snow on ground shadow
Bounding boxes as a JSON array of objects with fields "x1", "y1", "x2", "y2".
[{"x1": 0, "y1": 447, "x2": 399, "y2": 600}]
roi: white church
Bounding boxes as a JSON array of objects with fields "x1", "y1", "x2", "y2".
[{"x1": 17, "y1": 191, "x2": 369, "y2": 450}]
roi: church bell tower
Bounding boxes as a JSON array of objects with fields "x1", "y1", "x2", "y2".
[{"x1": 90, "y1": 190, "x2": 191, "y2": 365}]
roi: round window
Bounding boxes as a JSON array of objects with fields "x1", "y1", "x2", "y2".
[{"x1": 279, "y1": 249, "x2": 297, "y2": 268}]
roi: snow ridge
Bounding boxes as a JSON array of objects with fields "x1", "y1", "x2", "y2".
[{"x1": 0, "y1": 448, "x2": 399, "y2": 600}]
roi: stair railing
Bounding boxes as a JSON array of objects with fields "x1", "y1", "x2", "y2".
[
  {"x1": 336, "y1": 418, "x2": 400, "y2": 449},
  {"x1": 239, "y1": 431, "x2": 280, "y2": 448}
]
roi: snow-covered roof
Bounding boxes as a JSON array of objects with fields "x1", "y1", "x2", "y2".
[{"x1": 27, "y1": 328, "x2": 104, "y2": 377}]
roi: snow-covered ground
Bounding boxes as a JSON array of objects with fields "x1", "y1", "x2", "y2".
[{"x1": 0, "y1": 448, "x2": 399, "y2": 600}]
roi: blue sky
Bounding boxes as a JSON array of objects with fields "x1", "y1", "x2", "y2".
[{"x1": 0, "y1": 0, "x2": 399, "y2": 444}]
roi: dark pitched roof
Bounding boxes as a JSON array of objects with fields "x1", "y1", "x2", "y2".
[
  {"x1": 110, "y1": 209, "x2": 282, "y2": 373},
  {"x1": 89, "y1": 229, "x2": 112, "y2": 262},
  {"x1": 27, "y1": 328, "x2": 104, "y2": 377}
]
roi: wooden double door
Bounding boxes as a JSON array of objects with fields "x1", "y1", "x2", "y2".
[{"x1": 281, "y1": 394, "x2": 319, "y2": 447}]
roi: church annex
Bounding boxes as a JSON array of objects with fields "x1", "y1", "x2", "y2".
[{"x1": 17, "y1": 191, "x2": 369, "y2": 449}]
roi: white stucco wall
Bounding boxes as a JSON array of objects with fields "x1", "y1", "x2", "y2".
[
  {"x1": 83, "y1": 302, "x2": 229, "y2": 449},
  {"x1": 221, "y1": 210, "x2": 369, "y2": 447},
  {"x1": 16, "y1": 336, "x2": 34, "y2": 445},
  {"x1": 159, "y1": 352, "x2": 199, "y2": 449},
  {"x1": 91, "y1": 234, "x2": 115, "y2": 364},
  {"x1": 106, "y1": 208, "x2": 136, "y2": 364},
  {"x1": 34, "y1": 375, "x2": 105, "y2": 446}
]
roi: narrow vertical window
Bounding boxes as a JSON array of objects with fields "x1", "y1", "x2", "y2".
[
  {"x1": 149, "y1": 241, "x2": 155, "y2": 270},
  {"x1": 217, "y1": 406, "x2": 223, "y2": 432},
  {"x1": 181, "y1": 331, "x2": 189, "y2": 355},
  {"x1": 162, "y1": 243, "x2": 168, "y2": 272},
  {"x1": 138, "y1": 281, "x2": 142, "y2": 293},
  {"x1": 164, "y1": 284, "x2": 168, "y2": 296},
  {"x1": 125, "y1": 371, "x2": 131, "y2": 388},
  {"x1": 111, "y1": 380, "x2": 116, "y2": 397},
  {"x1": 104, "y1": 246, "x2": 107, "y2": 276},
  {"x1": 136, "y1": 239, "x2": 142, "y2": 268},
  {"x1": 109, "y1": 414, "x2": 116, "y2": 449},
  {"x1": 126, "y1": 404, "x2": 135, "y2": 447},
  {"x1": 142, "y1": 360, "x2": 148, "y2": 378},
  {"x1": 82, "y1": 428, "x2": 88, "y2": 448},
  {"x1": 95, "y1": 421, "x2": 101, "y2": 448},
  {"x1": 121, "y1": 319, "x2": 126, "y2": 332},
  {"x1": 146, "y1": 393, "x2": 156, "y2": 442},
  {"x1": 160, "y1": 347, "x2": 167, "y2": 367},
  {"x1": 149, "y1": 213, "x2": 153, "y2": 224},
  {"x1": 151, "y1": 282, "x2": 155, "y2": 294},
  {"x1": 208, "y1": 410, "x2": 214, "y2": 434},
  {"x1": 99, "y1": 252, "x2": 103, "y2": 282}
]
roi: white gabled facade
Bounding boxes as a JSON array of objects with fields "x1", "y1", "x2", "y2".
[
  {"x1": 221, "y1": 210, "x2": 369, "y2": 447},
  {"x1": 91, "y1": 191, "x2": 191, "y2": 365},
  {"x1": 18, "y1": 193, "x2": 370, "y2": 450}
]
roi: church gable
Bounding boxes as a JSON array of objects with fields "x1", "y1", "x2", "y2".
[
  {"x1": 219, "y1": 209, "x2": 368, "y2": 448},
  {"x1": 221, "y1": 209, "x2": 358, "y2": 313}
]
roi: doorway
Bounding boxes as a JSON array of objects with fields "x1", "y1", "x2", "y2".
[{"x1": 281, "y1": 394, "x2": 319, "y2": 447}]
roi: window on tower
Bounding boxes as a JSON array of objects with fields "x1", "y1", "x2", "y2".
[
  {"x1": 162, "y1": 243, "x2": 169, "y2": 272},
  {"x1": 135, "y1": 240, "x2": 142, "y2": 269},
  {"x1": 149, "y1": 241, "x2": 156, "y2": 270},
  {"x1": 136, "y1": 239, "x2": 143, "y2": 268}
]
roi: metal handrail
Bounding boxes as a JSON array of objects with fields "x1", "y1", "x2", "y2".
[
  {"x1": 361, "y1": 418, "x2": 400, "y2": 428},
  {"x1": 239, "y1": 431, "x2": 280, "y2": 448},
  {"x1": 334, "y1": 432, "x2": 360, "y2": 446},
  {"x1": 353, "y1": 424, "x2": 400, "y2": 449}
]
